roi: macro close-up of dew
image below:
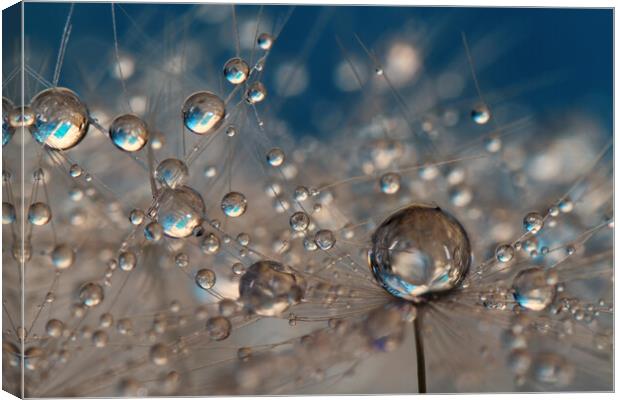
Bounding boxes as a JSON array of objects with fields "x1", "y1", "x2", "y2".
[{"x1": 0, "y1": 2, "x2": 614, "y2": 397}]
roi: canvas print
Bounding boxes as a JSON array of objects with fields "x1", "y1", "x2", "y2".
[{"x1": 1, "y1": 2, "x2": 613, "y2": 397}]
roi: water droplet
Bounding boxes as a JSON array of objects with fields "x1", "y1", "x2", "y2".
[
  {"x1": 206, "y1": 316, "x2": 231, "y2": 341},
  {"x1": 2, "y1": 202, "x2": 15, "y2": 224},
  {"x1": 224, "y1": 57, "x2": 250, "y2": 85},
  {"x1": 92, "y1": 330, "x2": 108, "y2": 348},
  {"x1": 69, "y1": 164, "x2": 83, "y2": 178},
  {"x1": 45, "y1": 319, "x2": 64, "y2": 338},
  {"x1": 314, "y1": 229, "x2": 336, "y2": 250},
  {"x1": 369, "y1": 205, "x2": 471, "y2": 301},
  {"x1": 484, "y1": 135, "x2": 502, "y2": 153},
  {"x1": 523, "y1": 212, "x2": 544, "y2": 234},
  {"x1": 195, "y1": 269, "x2": 216, "y2": 290},
  {"x1": 129, "y1": 209, "x2": 145, "y2": 225},
  {"x1": 294, "y1": 186, "x2": 309, "y2": 201},
  {"x1": 226, "y1": 125, "x2": 237, "y2": 137},
  {"x1": 30, "y1": 87, "x2": 89, "y2": 150},
  {"x1": 28, "y1": 202, "x2": 52, "y2": 225},
  {"x1": 79, "y1": 282, "x2": 104, "y2": 307},
  {"x1": 175, "y1": 253, "x2": 189, "y2": 268},
  {"x1": 266, "y1": 148, "x2": 285, "y2": 167},
  {"x1": 204, "y1": 166, "x2": 217, "y2": 178},
  {"x1": 239, "y1": 260, "x2": 304, "y2": 316},
  {"x1": 144, "y1": 221, "x2": 163, "y2": 242},
  {"x1": 182, "y1": 91, "x2": 225, "y2": 135},
  {"x1": 380, "y1": 172, "x2": 401, "y2": 194},
  {"x1": 512, "y1": 267, "x2": 555, "y2": 311},
  {"x1": 471, "y1": 105, "x2": 491, "y2": 125},
  {"x1": 8, "y1": 105, "x2": 35, "y2": 129},
  {"x1": 221, "y1": 192, "x2": 247, "y2": 217},
  {"x1": 51, "y1": 244, "x2": 75, "y2": 269},
  {"x1": 150, "y1": 343, "x2": 169, "y2": 366},
  {"x1": 245, "y1": 82, "x2": 267, "y2": 104},
  {"x1": 496, "y1": 244, "x2": 515, "y2": 263},
  {"x1": 109, "y1": 114, "x2": 149, "y2": 152},
  {"x1": 155, "y1": 159, "x2": 189, "y2": 189},
  {"x1": 558, "y1": 197, "x2": 573, "y2": 213},
  {"x1": 119, "y1": 251, "x2": 137, "y2": 271},
  {"x1": 289, "y1": 211, "x2": 310, "y2": 232},
  {"x1": 449, "y1": 186, "x2": 473, "y2": 207},
  {"x1": 156, "y1": 186, "x2": 205, "y2": 238},
  {"x1": 257, "y1": 33, "x2": 273, "y2": 50},
  {"x1": 201, "y1": 233, "x2": 221, "y2": 254}
]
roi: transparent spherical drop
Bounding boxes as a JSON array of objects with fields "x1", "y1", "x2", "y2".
[
  {"x1": 221, "y1": 191, "x2": 247, "y2": 217},
  {"x1": 92, "y1": 330, "x2": 109, "y2": 348},
  {"x1": 206, "y1": 316, "x2": 231, "y2": 341},
  {"x1": 368, "y1": 205, "x2": 471, "y2": 301},
  {"x1": 30, "y1": 87, "x2": 89, "y2": 150},
  {"x1": 201, "y1": 233, "x2": 220, "y2": 254},
  {"x1": 294, "y1": 186, "x2": 309, "y2": 201},
  {"x1": 523, "y1": 212, "x2": 544, "y2": 234},
  {"x1": 157, "y1": 186, "x2": 205, "y2": 238},
  {"x1": 471, "y1": 105, "x2": 491, "y2": 125},
  {"x1": 2, "y1": 202, "x2": 16, "y2": 224},
  {"x1": 119, "y1": 251, "x2": 137, "y2": 271},
  {"x1": 289, "y1": 211, "x2": 310, "y2": 232},
  {"x1": 45, "y1": 319, "x2": 64, "y2": 338},
  {"x1": 79, "y1": 282, "x2": 104, "y2": 307},
  {"x1": 182, "y1": 91, "x2": 225, "y2": 135},
  {"x1": 195, "y1": 268, "x2": 216, "y2": 290},
  {"x1": 2, "y1": 97, "x2": 15, "y2": 147},
  {"x1": 8, "y1": 105, "x2": 35, "y2": 128},
  {"x1": 109, "y1": 113, "x2": 149, "y2": 152},
  {"x1": 496, "y1": 244, "x2": 515, "y2": 263},
  {"x1": 175, "y1": 252, "x2": 189, "y2": 268},
  {"x1": 314, "y1": 229, "x2": 336, "y2": 250},
  {"x1": 257, "y1": 33, "x2": 274, "y2": 50},
  {"x1": 144, "y1": 221, "x2": 163, "y2": 242},
  {"x1": 150, "y1": 343, "x2": 169, "y2": 366},
  {"x1": 28, "y1": 202, "x2": 52, "y2": 225},
  {"x1": 512, "y1": 267, "x2": 555, "y2": 311},
  {"x1": 155, "y1": 158, "x2": 189, "y2": 189},
  {"x1": 69, "y1": 163, "x2": 83, "y2": 178},
  {"x1": 266, "y1": 148, "x2": 285, "y2": 167},
  {"x1": 51, "y1": 244, "x2": 75, "y2": 269},
  {"x1": 239, "y1": 260, "x2": 304, "y2": 317},
  {"x1": 223, "y1": 57, "x2": 250, "y2": 85},
  {"x1": 380, "y1": 172, "x2": 401, "y2": 194},
  {"x1": 129, "y1": 209, "x2": 145, "y2": 225},
  {"x1": 245, "y1": 82, "x2": 267, "y2": 104}
]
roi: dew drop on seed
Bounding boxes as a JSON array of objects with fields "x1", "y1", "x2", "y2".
[
  {"x1": 182, "y1": 91, "x2": 225, "y2": 135},
  {"x1": 289, "y1": 211, "x2": 310, "y2": 232},
  {"x1": 523, "y1": 212, "x2": 544, "y2": 234},
  {"x1": 314, "y1": 229, "x2": 336, "y2": 250},
  {"x1": 28, "y1": 202, "x2": 52, "y2": 226},
  {"x1": 221, "y1": 192, "x2": 247, "y2": 217},
  {"x1": 368, "y1": 205, "x2": 471, "y2": 301},
  {"x1": 471, "y1": 105, "x2": 491, "y2": 125},
  {"x1": 155, "y1": 159, "x2": 189, "y2": 189},
  {"x1": 45, "y1": 319, "x2": 64, "y2": 338},
  {"x1": 496, "y1": 244, "x2": 515, "y2": 263},
  {"x1": 206, "y1": 316, "x2": 231, "y2": 341},
  {"x1": 195, "y1": 268, "x2": 216, "y2": 290},
  {"x1": 239, "y1": 260, "x2": 304, "y2": 316},
  {"x1": 129, "y1": 209, "x2": 145, "y2": 225},
  {"x1": 156, "y1": 186, "x2": 205, "y2": 238},
  {"x1": 30, "y1": 87, "x2": 89, "y2": 150},
  {"x1": 201, "y1": 233, "x2": 221, "y2": 254},
  {"x1": 257, "y1": 33, "x2": 273, "y2": 50},
  {"x1": 79, "y1": 282, "x2": 104, "y2": 307},
  {"x1": 51, "y1": 244, "x2": 75, "y2": 269},
  {"x1": 144, "y1": 221, "x2": 163, "y2": 242},
  {"x1": 380, "y1": 172, "x2": 401, "y2": 194},
  {"x1": 69, "y1": 164, "x2": 83, "y2": 178},
  {"x1": 119, "y1": 251, "x2": 137, "y2": 271},
  {"x1": 109, "y1": 114, "x2": 149, "y2": 152},
  {"x1": 512, "y1": 267, "x2": 555, "y2": 311},
  {"x1": 266, "y1": 148, "x2": 285, "y2": 167},
  {"x1": 2, "y1": 202, "x2": 15, "y2": 224},
  {"x1": 245, "y1": 82, "x2": 267, "y2": 104},
  {"x1": 224, "y1": 57, "x2": 250, "y2": 85}
]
